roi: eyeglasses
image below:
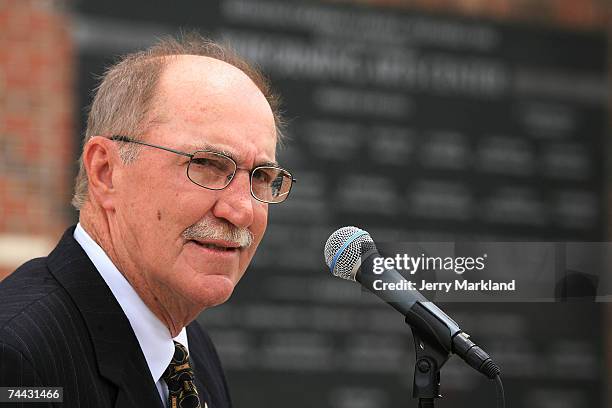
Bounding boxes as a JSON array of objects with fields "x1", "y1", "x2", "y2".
[{"x1": 109, "y1": 135, "x2": 295, "y2": 204}]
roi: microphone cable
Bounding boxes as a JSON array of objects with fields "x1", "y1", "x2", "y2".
[{"x1": 494, "y1": 374, "x2": 505, "y2": 408}]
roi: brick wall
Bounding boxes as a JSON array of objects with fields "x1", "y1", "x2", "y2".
[{"x1": 0, "y1": 0, "x2": 74, "y2": 279}]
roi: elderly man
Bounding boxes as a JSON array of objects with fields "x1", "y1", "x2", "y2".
[{"x1": 0, "y1": 35, "x2": 294, "y2": 408}]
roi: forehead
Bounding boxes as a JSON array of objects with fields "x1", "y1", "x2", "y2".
[{"x1": 149, "y1": 55, "x2": 277, "y2": 162}]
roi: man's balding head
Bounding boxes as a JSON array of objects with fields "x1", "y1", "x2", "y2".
[{"x1": 72, "y1": 34, "x2": 282, "y2": 210}]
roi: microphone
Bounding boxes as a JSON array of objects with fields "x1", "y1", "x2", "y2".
[{"x1": 324, "y1": 226, "x2": 501, "y2": 379}]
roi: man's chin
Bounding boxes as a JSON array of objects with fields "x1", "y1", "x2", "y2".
[{"x1": 189, "y1": 275, "x2": 236, "y2": 308}]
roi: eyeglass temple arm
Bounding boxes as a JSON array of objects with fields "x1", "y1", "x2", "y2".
[{"x1": 110, "y1": 135, "x2": 193, "y2": 158}]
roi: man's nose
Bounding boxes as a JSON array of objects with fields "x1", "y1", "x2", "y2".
[{"x1": 211, "y1": 170, "x2": 255, "y2": 228}]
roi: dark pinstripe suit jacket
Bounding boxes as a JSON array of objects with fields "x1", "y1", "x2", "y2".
[{"x1": 0, "y1": 227, "x2": 232, "y2": 408}]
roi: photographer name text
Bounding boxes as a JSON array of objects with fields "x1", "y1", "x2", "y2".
[{"x1": 372, "y1": 279, "x2": 516, "y2": 292}]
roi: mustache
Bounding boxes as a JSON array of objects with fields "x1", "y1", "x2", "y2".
[{"x1": 182, "y1": 218, "x2": 253, "y2": 249}]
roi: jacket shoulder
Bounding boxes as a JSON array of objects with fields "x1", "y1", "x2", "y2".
[
  {"x1": 0, "y1": 257, "x2": 112, "y2": 405},
  {"x1": 0, "y1": 257, "x2": 66, "y2": 331},
  {"x1": 0, "y1": 256, "x2": 91, "y2": 366}
]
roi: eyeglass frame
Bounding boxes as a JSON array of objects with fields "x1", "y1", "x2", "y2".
[{"x1": 108, "y1": 135, "x2": 296, "y2": 204}]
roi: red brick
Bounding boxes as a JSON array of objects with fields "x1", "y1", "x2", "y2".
[
  {"x1": 29, "y1": 10, "x2": 54, "y2": 32},
  {"x1": 5, "y1": 114, "x2": 32, "y2": 132}
]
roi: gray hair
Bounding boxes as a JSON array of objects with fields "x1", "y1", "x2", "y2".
[{"x1": 72, "y1": 33, "x2": 283, "y2": 210}]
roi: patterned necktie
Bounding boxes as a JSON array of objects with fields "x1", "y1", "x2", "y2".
[{"x1": 162, "y1": 341, "x2": 202, "y2": 408}]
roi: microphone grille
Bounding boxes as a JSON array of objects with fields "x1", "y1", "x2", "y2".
[{"x1": 324, "y1": 226, "x2": 376, "y2": 281}]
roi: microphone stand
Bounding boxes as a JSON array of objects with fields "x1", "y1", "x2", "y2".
[{"x1": 410, "y1": 327, "x2": 450, "y2": 408}]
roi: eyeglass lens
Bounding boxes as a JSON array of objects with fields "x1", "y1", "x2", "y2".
[{"x1": 187, "y1": 151, "x2": 293, "y2": 203}]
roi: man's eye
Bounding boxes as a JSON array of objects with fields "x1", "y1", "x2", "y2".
[
  {"x1": 191, "y1": 158, "x2": 211, "y2": 167},
  {"x1": 192, "y1": 157, "x2": 230, "y2": 172},
  {"x1": 253, "y1": 170, "x2": 271, "y2": 183}
]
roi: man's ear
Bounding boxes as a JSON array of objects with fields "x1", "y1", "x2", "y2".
[{"x1": 82, "y1": 136, "x2": 118, "y2": 211}]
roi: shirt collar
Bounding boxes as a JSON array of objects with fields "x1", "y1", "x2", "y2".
[{"x1": 73, "y1": 222, "x2": 189, "y2": 385}]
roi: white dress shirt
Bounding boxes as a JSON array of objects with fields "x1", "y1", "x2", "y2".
[{"x1": 74, "y1": 223, "x2": 188, "y2": 407}]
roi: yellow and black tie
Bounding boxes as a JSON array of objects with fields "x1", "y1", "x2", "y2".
[{"x1": 162, "y1": 341, "x2": 202, "y2": 408}]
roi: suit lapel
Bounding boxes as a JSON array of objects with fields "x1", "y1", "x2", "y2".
[
  {"x1": 189, "y1": 323, "x2": 232, "y2": 408},
  {"x1": 47, "y1": 227, "x2": 164, "y2": 408},
  {"x1": 187, "y1": 325, "x2": 213, "y2": 407}
]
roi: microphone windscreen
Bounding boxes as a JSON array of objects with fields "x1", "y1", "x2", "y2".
[{"x1": 324, "y1": 226, "x2": 377, "y2": 281}]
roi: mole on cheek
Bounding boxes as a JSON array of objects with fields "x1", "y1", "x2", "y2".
[{"x1": 157, "y1": 210, "x2": 162, "y2": 221}]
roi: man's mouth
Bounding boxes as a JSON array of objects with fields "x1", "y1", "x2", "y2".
[{"x1": 189, "y1": 240, "x2": 240, "y2": 252}]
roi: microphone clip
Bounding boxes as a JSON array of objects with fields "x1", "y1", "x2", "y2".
[{"x1": 411, "y1": 327, "x2": 450, "y2": 408}]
